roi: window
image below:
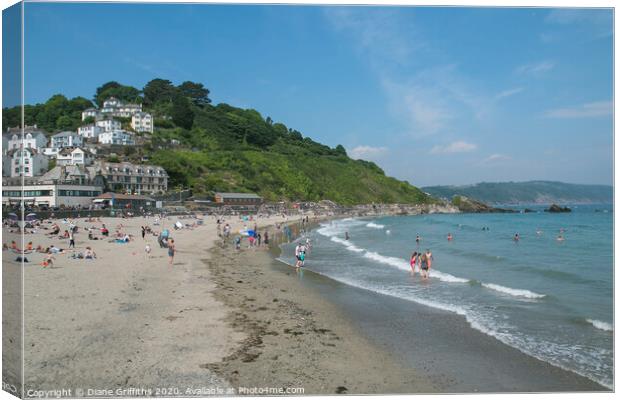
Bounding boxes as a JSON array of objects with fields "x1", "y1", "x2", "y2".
[{"x1": 24, "y1": 167, "x2": 29, "y2": 173}]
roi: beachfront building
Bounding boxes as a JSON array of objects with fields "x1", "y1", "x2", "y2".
[
  {"x1": 78, "y1": 124, "x2": 103, "y2": 139},
  {"x1": 98, "y1": 130, "x2": 135, "y2": 145},
  {"x1": 214, "y1": 192, "x2": 263, "y2": 205},
  {"x1": 5, "y1": 148, "x2": 49, "y2": 178},
  {"x1": 2, "y1": 164, "x2": 106, "y2": 207},
  {"x1": 96, "y1": 118, "x2": 122, "y2": 132},
  {"x1": 93, "y1": 161, "x2": 168, "y2": 194},
  {"x1": 56, "y1": 147, "x2": 93, "y2": 167},
  {"x1": 92, "y1": 192, "x2": 157, "y2": 209},
  {"x1": 131, "y1": 112, "x2": 154, "y2": 133},
  {"x1": 51, "y1": 131, "x2": 83, "y2": 149},
  {"x1": 2, "y1": 183, "x2": 103, "y2": 207}
]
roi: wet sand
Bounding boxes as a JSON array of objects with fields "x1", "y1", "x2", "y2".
[{"x1": 205, "y1": 227, "x2": 607, "y2": 394}]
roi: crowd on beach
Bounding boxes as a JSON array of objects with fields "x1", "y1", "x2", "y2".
[{"x1": 3, "y1": 208, "x2": 319, "y2": 272}]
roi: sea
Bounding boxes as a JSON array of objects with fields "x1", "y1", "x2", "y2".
[{"x1": 278, "y1": 204, "x2": 613, "y2": 389}]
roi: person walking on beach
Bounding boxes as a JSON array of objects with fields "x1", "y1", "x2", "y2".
[
  {"x1": 141, "y1": 226, "x2": 146, "y2": 240},
  {"x1": 298, "y1": 244, "x2": 306, "y2": 267},
  {"x1": 257, "y1": 233, "x2": 262, "y2": 247},
  {"x1": 168, "y1": 239, "x2": 175, "y2": 266},
  {"x1": 264, "y1": 231, "x2": 269, "y2": 247},
  {"x1": 69, "y1": 230, "x2": 75, "y2": 249}
]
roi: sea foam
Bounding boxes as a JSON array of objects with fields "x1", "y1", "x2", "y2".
[
  {"x1": 586, "y1": 319, "x2": 613, "y2": 332},
  {"x1": 366, "y1": 222, "x2": 385, "y2": 229},
  {"x1": 482, "y1": 283, "x2": 546, "y2": 299}
]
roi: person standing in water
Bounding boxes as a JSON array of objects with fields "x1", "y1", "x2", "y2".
[
  {"x1": 410, "y1": 251, "x2": 419, "y2": 275},
  {"x1": 416, "y1": 234, "x2": 421, "y2": 245},
  {"x1": 514, "y1": 233, "x2": 520, "y2": 242},
  {"x1": 345, "y1": 232, "x2": 350, "y2": 240},
  {"x1": 425, "y1": 249, "x2": 433, "y2": 277},
  {"x1": 447, "y1": 233, "x2": 453, "y2": 241},
  {"x1": 420, "y1": 253, "x2": 429, "y2": 279}
]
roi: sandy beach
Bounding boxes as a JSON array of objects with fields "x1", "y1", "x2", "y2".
[
  {"x1": 9, "y1": 213, "x2": 296, "y2": 395},
  {"x1": 3, "y1": 212, "x2": 606, "y2": 395}
]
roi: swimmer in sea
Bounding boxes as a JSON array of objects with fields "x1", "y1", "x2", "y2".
[
  {"x1": 514, "y1": 233, "x2": 520, "y2": 242},
  {"x1": 416, "y1": 234, "x2": 421, "y2": 245},
  {"x1": 536, "y1": 228, "x2": 542, "y2": 236},
  {"x1": 447, "y1": 233, "x2": 453, "y2": 241},
  {"x1": 556, "y1": 234, "x2": 565, "y2": 242}
]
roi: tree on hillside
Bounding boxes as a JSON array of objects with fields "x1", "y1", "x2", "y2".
[
  {"x1": 178, "y1": 81, "x2": 211, "y2": 107},
  {"x1": 95, "y1": 81, "x2": 142, "y2": 106},
  {"x1": 170, "y1": 94, "x2": 194, "y2": 129},
  {"x1": 335, "y1": 145, "x2": 347, "y2": 156},
  {"x1": 143, "y1": 78, "x2": 177, "y2": 106}
]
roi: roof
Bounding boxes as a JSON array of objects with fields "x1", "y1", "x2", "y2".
[
  {"x1": 215, "y1": 192, "x2": 262, "y2": 199},
  {"x1": 52, "y1": 131, "x2": 78, "y2": 137},
  {"x1": 58, "y1": 147, "x2": 87, "y2": 156},
  {"x1": 7, "y1": 147, "x2": 38, "y2": 156},
  {"x1": 95, "y1": 192, "x2": 155, "y2": 201},
  {"x1": 38, "y1": 165, "x2": 90, "y2": 182}
]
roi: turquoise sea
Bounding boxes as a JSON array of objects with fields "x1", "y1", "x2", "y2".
[{"x1": 279, "y1": 205, "x2": 613, "y2": 388}]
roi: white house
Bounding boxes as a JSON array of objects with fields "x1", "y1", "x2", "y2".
[
  {"x1": 101, "y1": 97, "x2": 142, "y2": 118},
  {"x1": 131, "y1": 112, "x2": 154, "y2": 133},
  {"x1": 56, "y1": 147, "x2": 92, "y2": 167},
  {"x1": 7, "y1": 131, "x2": 47, "y2": 152},
  {"x1": 78, "y1": 124, "x2": 103, "y2": 138},
  {"x1": 41, "y1": 147, "x2": 60, "y2": 157},
  {"x1": 2, "y1": 134, "x2": 9, "y2": 155},
  {"x1": 98, "y1": 130, "x2": 135, "y2": 146},
  {"x1": 81, "y1": 108, "x2": 100, "y2": 121},
  {"x1": 96, "y1": 118, "x2": 122, "y2": 132},
  {"x1": 51, "y1": 131, "x2": 83, "y2": 149},
  {"x1": 6, "y1": 148, "x2": 49, "y2": 178}
]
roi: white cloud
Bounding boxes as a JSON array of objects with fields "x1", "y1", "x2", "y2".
[
  {"x1": 349, "y1": 145, "x2": 388, "y2": 160},
  {"x1": 516, "y1": 61, "x2": 555, "y2": 76},
  {"x1": 430, "y1": 141, "x2": 477, "y2": 155},
  {"x1": 545, "y1": 101, "x2": 612, "y2": 118},
  {"x1": 495, "y1": 87, "x2": 523, "y2": 100},
  {"x1": 481, "y1": 153, "x2": 512, "y2": 164}
]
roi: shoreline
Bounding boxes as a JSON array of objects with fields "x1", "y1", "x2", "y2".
[
  {"x1": 6, "y1": 211, "x2": 609, "y2": 395},
  {"x1": 207, "y1": 216, "x2": 608, "y2": 393}
]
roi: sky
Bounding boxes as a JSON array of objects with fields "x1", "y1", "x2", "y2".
[{"x1": 4, "y1": 2, "x2": 614, "y2": 186}]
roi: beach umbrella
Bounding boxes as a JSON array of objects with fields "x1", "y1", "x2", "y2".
[
  {"x1": 7, "y1": 213, "x2": 18, "y2": 221},
  {"x1": 247, "y1": 230, "x2": 255, "y2": 237},
  {"x1": 25, "y1": 213, "x2": 38, "y2": 222}
]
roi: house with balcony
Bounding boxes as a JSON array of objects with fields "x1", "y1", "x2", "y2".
[
  {"x1": 51, "y1": 131, "x2": 83, "y2": 149},
  {"x1": 96, "y1": 118, "x2": 122, "y2": 132},
  {"x1": 93, "y1": 161, "x2": 168, "y2": 194},
  {"x1": 131, "y1": 112, "x2": 154, "y2": 133},
  {"x1": 78, "y1": 124, "x2": 103, "y2": 139},
  {"x1": 98, "y1": 130, "x2": 135, "y2": 146},
  {"x1": 56, "y1": 147, "x2": 93, "y2": 167}
]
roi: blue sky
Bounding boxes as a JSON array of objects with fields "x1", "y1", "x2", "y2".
[{"x1": 8, "y1": 3, "x2": 614, "y2": 186}]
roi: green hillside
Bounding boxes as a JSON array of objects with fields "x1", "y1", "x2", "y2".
[
  {"x1": 422, "y1": 181, "x2": 612, "y2": 205},
  {"x1": 3, "y1": 79, "x2": 431, "y2": 206}
]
